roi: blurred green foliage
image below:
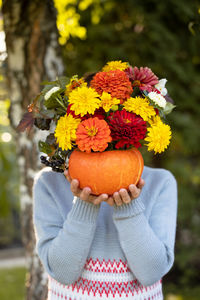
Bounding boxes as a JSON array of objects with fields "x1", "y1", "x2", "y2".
[
  {"x1": 0, "y1": 267, "x2": 26, "y2": 300},
  {"x1": 56, "y1": 0, "x2": 200, "y2": 291}
]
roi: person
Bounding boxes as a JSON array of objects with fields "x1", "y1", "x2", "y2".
[{"x1": 33, "y1": 164, "x2": 178, "y2": 300}]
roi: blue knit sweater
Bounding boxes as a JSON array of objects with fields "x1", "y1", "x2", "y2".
[{"x1": 33, "y1": 166, "x2": 177, "y2": 300}]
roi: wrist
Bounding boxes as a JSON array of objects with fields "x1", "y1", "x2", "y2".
[
  {"x1": 67, "y1": 197, "x2": 100, "y2": 223},
  {"x1": 113, "y1": 197, "x2": 145, "y2": 219}
]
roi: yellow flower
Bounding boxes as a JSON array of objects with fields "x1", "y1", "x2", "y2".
[
  {"x1": 68, "y1": 86, "x2": 101, "y2": 117},
  {"x1": 144, "y1": 119, "x2": 172, "y2": 153},
  {"x1": 55, "y1": 114, "x2": 81, "y2": 151},
  {"x1": 65, "y1": 76, "x2": 87, "y2": 96},
  {"x1": 148, "y1": 115, "x2": 162, "y2": 125},
  {"x1": 100, "y1": 92, "x2": 120, "y2": 112},
  {"x1": 123, "y1": 96, "x2": 156, "y2": 121},
  {"x1": 102, "y1": 60, "x2": 129, "y2": 72}
]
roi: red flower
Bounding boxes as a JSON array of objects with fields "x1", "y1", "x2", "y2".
[
  {"x1": 108, "y1": 110, "x2": 147, "y2": 149},
  {"x1": 67, "y1": 105, "x2": 105, "y2": 120},
  {"x1": 90, "y1": 70, "x2": 133, "y2": 100},
  {"x1": 133, "y1": 67, "x2": 159, "y2": 92}
]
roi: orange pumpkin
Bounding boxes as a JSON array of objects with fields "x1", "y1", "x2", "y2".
[{"x1": 68, "y1": 148, "x2": 144, "y2": 195}]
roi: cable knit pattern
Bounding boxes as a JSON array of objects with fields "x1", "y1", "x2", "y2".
[{"x1": 33, "y1": 166, "x2": 178, "y2": 300}]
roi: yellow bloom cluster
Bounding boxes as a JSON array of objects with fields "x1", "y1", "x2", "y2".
[
  {"x1": 102, "y1": 60, "x2": 129, "y2": 72},
  {"x1": 145, "y1": 117, "x2": 172, "y2": 153},
  {"x1": 100, "y1": 92, "x2": 120, "y2": 112},
  {"x1": 68, "y1": 86, "x2": 101, "y2": 116},
  {"x1": 123, "y1": 96, "x2": 156, "y2": 121},
  {"x1": 55, "y1": 114, "x2": 81, "y2": 150}
]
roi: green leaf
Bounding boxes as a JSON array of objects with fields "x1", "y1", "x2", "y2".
[
  {"x1": 41, "y1": 84, "x2": 59, "y2": 95},
  {"x1": 38, "y1": 141, "x2": 53, "y2": 155},
  {"x1": 41, "y1": 80, "x2": 59, "y2": 86},
  {"x1": 44, "y1": 96, "x2": 60, "y2": 109},
  {"x1": 163, "y1": 102, "x2": 176, "y2": 115},
  {"x1": 58, "y1": 76, "x2": 70, "y2": 89}
]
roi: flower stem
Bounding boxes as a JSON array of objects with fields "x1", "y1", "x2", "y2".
[{"x1": 55, "y1": 97, "x2": 67, "y2": 111}]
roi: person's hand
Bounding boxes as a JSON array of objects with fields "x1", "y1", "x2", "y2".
[
  {"x1": 64, "y1": 170, "x2": 109, "y2": 206},
  {"x1": 108, "y1": 178, "x2": 145, "y2": 207}
]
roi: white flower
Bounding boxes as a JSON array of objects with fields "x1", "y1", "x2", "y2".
[
  {"x1": 44, "y1": 87, "x2": 60, "y2": 100},
  {"x1": 148, "y1": 91, "x2": 167, "y2": 108},
  {"x1": 155, "y1": 79, "x2": 168, "y2": 96}
]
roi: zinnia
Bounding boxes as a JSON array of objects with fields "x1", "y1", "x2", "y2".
[
  {"x1": 133, "y1": 67, "x2": 158, "y2": 92},
  {"x1": 76, "y1": 117, "x2": 112, "y2": 153},
  {"x1": 55, "y1": 114, "x2": 81, "y2": 151},
  {"x1": 90, "y1": 70, "x2": 133, "y2": 100},
  {"x1": 108, "y1": 110, "x2": 147, "y2": 149}
]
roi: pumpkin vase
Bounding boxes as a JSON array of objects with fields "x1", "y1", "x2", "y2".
[{"x1": 68, "y1": 148, "x2": 144, "y2": 196}]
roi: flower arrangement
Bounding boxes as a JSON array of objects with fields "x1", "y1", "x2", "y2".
[{"x1": 18, "y1": 60, "x2": 175, "y2": 174}]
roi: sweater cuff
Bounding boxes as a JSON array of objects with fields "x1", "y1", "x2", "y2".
[
  {"x1": 113, "y1": 197, "x2": 145, "y2": 219},
  {"x1": 67, "y1": 197, "x2": 100, "y2": 223}
]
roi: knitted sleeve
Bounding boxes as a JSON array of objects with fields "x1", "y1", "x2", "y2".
[
  {"x1": 112, "y1": 170, "x2": 178, "y2": 286},
  {"x1": 33, "y1": 173, "x2": 100, "y2": 286}
]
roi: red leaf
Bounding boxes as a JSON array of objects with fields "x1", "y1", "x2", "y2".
[{"x1": 16, "y1": 112, "x2": 35, "y2": 132}]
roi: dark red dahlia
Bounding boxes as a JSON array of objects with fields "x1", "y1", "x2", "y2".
[{"x1": 108, "y1": 110, "x2": 147, "y2": 149}]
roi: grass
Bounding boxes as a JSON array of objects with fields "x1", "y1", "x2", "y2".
[
  {"x1": 0, "y1": 267, "x2": 26, "y2": 300},
  {"x1": 0, "y1": 267, "x2": 200, "y2": 300}
]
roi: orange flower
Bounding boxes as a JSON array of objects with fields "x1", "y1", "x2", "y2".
[
  {"x1": 90, "y1": 70, "x2": 133, "y2": 100},
  {"x1": 76, "y1": 117, "x2": 112, "y2": 153}
]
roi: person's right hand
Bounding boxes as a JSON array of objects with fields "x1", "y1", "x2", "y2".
[{"x1": 64, "y1": 170, "x2": 114, "y2": 206}]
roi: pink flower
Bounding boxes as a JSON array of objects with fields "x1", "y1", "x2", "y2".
[
  {"x1": 133, "y1": 67, "x2": 159, "y2": 92},
  {"x1": 125, "y1": 66, "x2": 134, "y2": 81}
]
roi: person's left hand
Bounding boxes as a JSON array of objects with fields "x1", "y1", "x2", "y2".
[{"x1": 107, "y1": 178, "x2": 145, "y2": 206}]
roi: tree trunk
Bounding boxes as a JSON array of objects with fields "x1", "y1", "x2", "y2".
[{"x1": 2, "y1": 1, "x2": 63, "y2": 299}]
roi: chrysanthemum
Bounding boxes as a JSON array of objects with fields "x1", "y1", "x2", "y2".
[
  {"x1": 55, "y1": 114, "x2": 81, "y2": 151},
  {"x1": 68, "y1": 86, "x2": 101, "y2": 117},
  {"x1": 102, "y1": 60, "x2": 129, "y2": 72},
  {"x1": 148, "y1": 91, "x2": 167, "y2": 108},
  {"x1": 123, "y1": 96, "x2": 156, "y2": 121},
  {"x1": 133, "y1": 67, "x2": 159, "y2": 92},
  {"x1": 108, "y1": 110, "x2": 147, "y2": 149},
  {"x1": 144, "y1": 119, "x2": 171, "y2": 153},
  {"x1": 90, "y1": 70, "x2": 133, "y2": 100},
  {"x1": 76, "y1": 117, "x2": 112, "y2": 153},
  {"x1": 100, "y1": 92, "x2": 120, "y2": 112}
]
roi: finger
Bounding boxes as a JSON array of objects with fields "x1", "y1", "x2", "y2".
[
  {"x1": 107, "y1": 196, "x2": 114, "y2": 206},
  {"x1": 137, "y1": 178, "x2": 145, "y2": 189},
  {"x1": 129, "y1": 184, "x2": 140, "y2": 199},
  {"x1": 94, "y1": 194, "x2": 108, "y2": 205},
  {"x1": 113, "y1": 192, "x2": 123, "y2": 206},
  {"x1": 71, "y1": 179, "x2": 81, "y2": 196},
  {"x1": 64, "y1": 170, "x2": 72, "y2": 183},
  {"x1": 80, "y1": 187, "x2": 92, "y2": 201},
  {"x1": 119, "y1": 189, "x2": 131, "y2": 204}
]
